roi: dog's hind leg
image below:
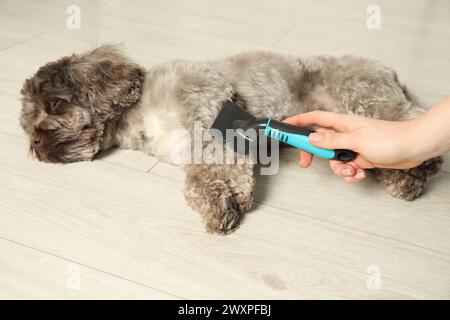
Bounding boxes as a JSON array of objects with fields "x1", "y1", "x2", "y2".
[
  {"x1": 372, "y1": 157, "x2": 443, "y2": 201},
  {"x1": 355, "y1": 84, "x2": 443, "y2": 200}
]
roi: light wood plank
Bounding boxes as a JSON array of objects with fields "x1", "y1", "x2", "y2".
[
  {"x1": 150, "y1": 148, "x2": 450, "y2": 254},
  {"x1": 1, "y1": 0, "x2": 449, "y2": 299},
  {"x1": 275, "y1": 0, "x2": 450, "y2": 106},
  {"x1": 0, "y1": 0, "x2": 292, "y2": 47},
  {"x1": 257, "y1": 149, "x2": 450, "y2": 253},
  {"x1": 0, "y1": 239, "x2": 176, "y2": 299},
  {"x1": 96, "y1": 149, "x2": 158, "y2": 172},
  {"x1": 1, "y1": 133, "x2": 450, "y2": 299},
  {"x1": 442, "y1": 153, "x2": 450, "y2": 173}
]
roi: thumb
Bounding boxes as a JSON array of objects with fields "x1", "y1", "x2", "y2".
[{"x1": 309, "y1": 131, "x2": 355, "y2": 150}]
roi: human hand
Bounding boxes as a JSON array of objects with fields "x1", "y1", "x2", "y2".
[{"x1": 283, "y1": 111, "x2": 423, "y2": 182}]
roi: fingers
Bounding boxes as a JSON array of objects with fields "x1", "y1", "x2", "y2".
[
  {"x1": 297, "y1": 150, "x2": 367, "y2": 183},
  {"x1": 352, "y1": 156, "x2": 376, "y2": 169},
  {"x1": 329, "y1": 161, "x2": 354, "y2": 177},
  {"x1": 284, "y1": 112, "x2": 356, "y2": 150},
  {"x1": 299, "y1": 150, "x2": 313, "y2": 168},
  {"x1": 309, "y1": 130, "x2": 355, "y2": 150},
  {"x1": 344, "y1": 176, "x2": 362, "y2": 183},
  {"x1": 344, "y1": 170, "x2": 366, "y2": 183},
  {"x1": 329, "y1": 160, "x2": 366, "y2": 182},
  {"x1": 283, "y1": 110, "x2": 354, "y2": 131}
]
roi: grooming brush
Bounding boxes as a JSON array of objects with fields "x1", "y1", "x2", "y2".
[{"x1": 210, "y1": 100, "x2": 357, "y2": 162}]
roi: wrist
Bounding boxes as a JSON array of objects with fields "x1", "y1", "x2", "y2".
[{"x1": 406, "y1": 114, "x2": 439, "y2": 162}]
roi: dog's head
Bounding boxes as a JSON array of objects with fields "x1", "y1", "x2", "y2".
[{"x1": 20, "y1": 45, "x2": 145, "y2": 163}]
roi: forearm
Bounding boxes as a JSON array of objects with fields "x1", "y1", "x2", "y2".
[{"x1": 408, "y1": 96, "x2": 450, "y2": 162}]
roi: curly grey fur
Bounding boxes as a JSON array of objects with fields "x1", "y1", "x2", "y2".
[{"x1": 20, "y1": 46, "x2": 443, "y2": 234}]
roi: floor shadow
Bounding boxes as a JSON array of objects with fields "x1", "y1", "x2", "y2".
[{"x1": 94, "y1": 147, "x2": 119, "y2": 160}]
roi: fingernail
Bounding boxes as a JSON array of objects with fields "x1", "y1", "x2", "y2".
[
  {"x1": 310, "y1": 132, "x2": 324, "y2": 142},
  {"x1": 355, "y1": 171, "x2": 366, "y2": 179},
  {"x1": 342, "y1": 168, "x2": 354, "y2": 176}
]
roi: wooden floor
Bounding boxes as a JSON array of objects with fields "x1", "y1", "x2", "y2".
[{"x1": 0, "y1": 0, "x2": 449, "y2": 299}]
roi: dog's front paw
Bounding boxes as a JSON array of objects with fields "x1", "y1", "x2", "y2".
[
  {"x1": 184, "y1": 162, "x2": 255, "y2": 235},
  {"x1": 201, "y1": 180, "x2": 242, "y2": 235},
  {"x1": 185, "y1": 178, "x2": 254, "y2": 235}
]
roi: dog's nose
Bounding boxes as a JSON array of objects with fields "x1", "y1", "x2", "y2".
[{"x1": 32, "y1": 133, "x2": 43, "y2": 148}]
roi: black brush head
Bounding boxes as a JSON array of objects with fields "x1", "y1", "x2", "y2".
[
  {"x1": 210, "y1": 100, "x2": 271, "y2": 155},
  {"x1": 210, "y1": 100, "x2": 255, "y2": 137}
]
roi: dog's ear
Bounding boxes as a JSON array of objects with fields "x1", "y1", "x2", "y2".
[{"x1": 74, "y1": 45, "x2": 145, "y2": 121}]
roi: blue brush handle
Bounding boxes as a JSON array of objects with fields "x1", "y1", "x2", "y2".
[{"x1": 264, "y1": 119, "x2": 357, "y2": 162}]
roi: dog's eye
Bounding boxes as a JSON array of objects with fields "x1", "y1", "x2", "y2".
[{"x1": 50, "y1": 99, "x2": 65, "y2": 115}]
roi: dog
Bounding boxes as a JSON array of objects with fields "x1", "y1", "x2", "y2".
[{"x1": 20, "y1": 45, "x2": 442, "y2": 234}]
